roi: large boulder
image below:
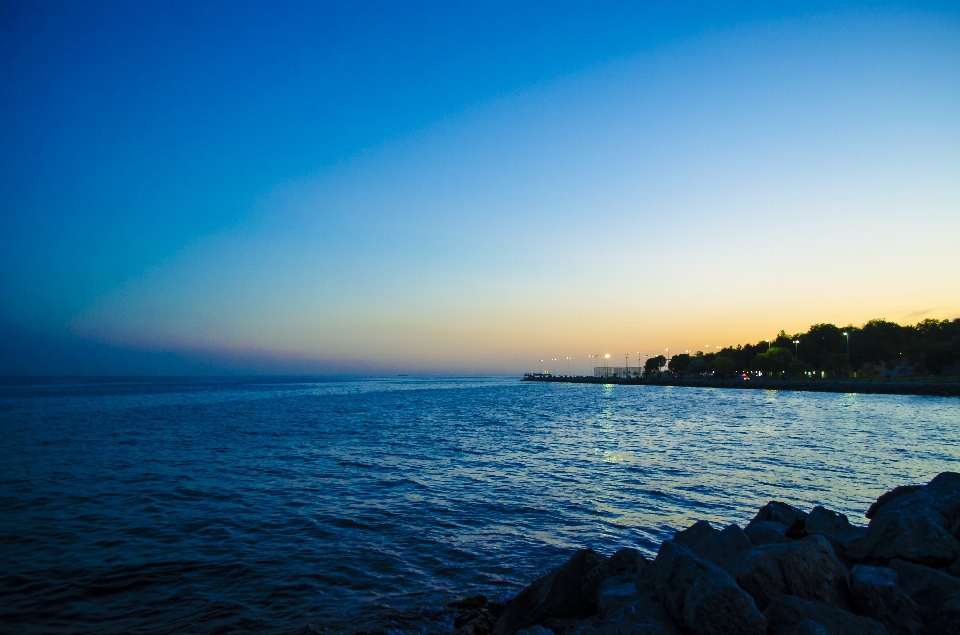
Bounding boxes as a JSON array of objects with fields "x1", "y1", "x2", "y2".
[
  {"x1": 806, "y1": 506, "x2": 867, "y2": 545},
  {"x1": 582, "y1": 547, "x2": 647, "y2": 602},
  {"x1": 455, "y1": 610, "x2": 499, "y2": 635},
  {"x1": 949, "y1": 556, "x2": 960, "y2": 579},
  {"x1": 670, "y1": 520, "x2": 752, "y2": 574},
  {"x1": 648, "y1": 540, "x2": 766, "y2": 635},
  {"x1": 597, "y1": 574, "x2": 642, "y2": 621},
  {"x1": 594, "y1": 574, "x2": 680, "y2": 634},
  {"x1": 745, "y1": 520, "x2": 792, "y2": 545},
  {"x1": 889, "y1": 558, "x2": 960, "y2": 635},
  {"x1": 866, "y1": 486, "x2": 924, "y2": 519},
  {"x1": 754, "y1": 501, "x2": 810, "y2": 527},
  {"x1": 763, "y1": 594, "x2": 886, "y2": 635},
  {"x1": 493, "y1": 549, "x2": 607, "y2": 635},
  {"x1": 735, "y1": 535, "x2": 852, "y2": 611},
  {"x1": 540, "y1": 616, "x2": 609, "y2": 635},
  {"x1": 673, "y1": 520, "x2": 753, "y2": 574},
  {"x1": 744, "y1": 501, "x2": 809, "y2": 546},
  {"x1": 672, "y1": 520, "x2": 715, "y2": 549},
  {"x1": 853, "y1": 472, "x2": 960, "y2": 567},
  {"x1": 695, "y1": 524, "x2": 753, "y2": 574},
  {"x1": 784, "y1": 620, "x2": 832, "y2": 635},
  {"x1": 849, "y1": 564, "x2": 923, "y2": 635},
  {"x1": 805, "y1": 506, "x2": 867, "y2": 568}
]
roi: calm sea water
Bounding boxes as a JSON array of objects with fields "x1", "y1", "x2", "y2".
[{"x1": 1, "y1": 376, "x2": 958, "y2": 634}]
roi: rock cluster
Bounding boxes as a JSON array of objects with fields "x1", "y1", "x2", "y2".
[{"x1": 450, "y1": 472, "x2": 960, "y2": 635}]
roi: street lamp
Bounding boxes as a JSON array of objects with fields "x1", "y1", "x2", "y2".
[
  {"x1": 566, "y1": 356, "x2": 571, "y2": 375},
  {"x1": 604, "y1": 353, "x2": 610, "y2": 378},
  {"x1": 843, "y1": 332, "x2": 850, "y2": 378},
  {"x1": 551, "y1": 358, "x2": 557, "y2": 375},
  {"x1": 793, "y1": 340, "x2": 800, "y2": 357},
  {"x1": 766, "y1": 339, "x2": 771, "y2": 351}
]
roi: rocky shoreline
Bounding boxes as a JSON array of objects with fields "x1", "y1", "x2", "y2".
[{"x1": 442, "y1": 472, "x2": 960, "y2": 635}]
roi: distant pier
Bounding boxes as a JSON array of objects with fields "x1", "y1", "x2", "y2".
[{"x1": 521, "y1": 374, "x2": 960, "y2": 397}]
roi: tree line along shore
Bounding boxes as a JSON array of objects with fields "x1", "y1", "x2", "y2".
[{"x1": 641, "y1": 318, "x2": 960, "y2": 380}]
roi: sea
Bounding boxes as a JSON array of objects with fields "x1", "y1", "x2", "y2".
[{"x1": 1, "y1": 376, "x2": 958, "y2": 634}]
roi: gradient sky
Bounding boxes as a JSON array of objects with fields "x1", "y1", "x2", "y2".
[{"x1": 2, "y1": 1, "x2": 959, "y2": 374}]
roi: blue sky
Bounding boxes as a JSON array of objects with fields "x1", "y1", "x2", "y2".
[{"x1": 2, "y1": 1, "x2": 959, "y2": 374}]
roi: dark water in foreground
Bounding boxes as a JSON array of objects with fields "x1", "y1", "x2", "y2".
[{"x1": 1, "y1": 377, "x2": 959, "y2": 634}]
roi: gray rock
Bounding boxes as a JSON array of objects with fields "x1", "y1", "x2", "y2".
[
  {"x1": 700, "y1": 524, "x2": 752, "y2": 572},
  {"x1": 811, "y1": 532, "x2": 860, "y2": 569},
  {"x1": 735, "y1": 534, "x2": 851, "y2": 611},
  {"x1": 597, "y1": 575, "x2": 681, "y2": 635},
  {"x1": 753, "y1": 501, "x2": 809, "y2": 527},
  {"x1": 745, "y1": 520, "x2": 792, "y2": 545},
  {"x1": 807, "y1": 506, "x2": 867, "y2": 545},
  {"x1": 949, "y1": 557, "x2": 960, "y2": 579},
  {"x1": 566, "y1": 623, "x2": 614, "y2": 635},
  {"x1": 849, "y1": 564, "x2": 923, "y2": 635},
  {"x1": 648, "y1": 540, "x2": 766, "y2": 635},
  {"x1": 583, "y1": 548, "x2": 647, "y2": 601},
  {"x1": 866, "y1": 485, "x2": 924, "y2": 519},
  {"x1": 853, "y1": 506, "x2": 960, "y2": 567},
  {"x1": 669, "y1": 521, "x2": 752, "y2": 574},
  {"x1": 455, "y1": 609, "x2": 499, "y2": 635},
  {"x1": 890, "y1": 558, "x2": 960, "y2": 635},
  {"x1": 597, "y1": 575, "x2": 642, "y2": 621},
  {"x1": 763, "y1": 594, "x2": 886, "y2": 635},
  {"x1": 783, "y1": 619, "x2": 832, "y2": 635},
  {"x1": 672, "y1": 520, "x2": 715, "y2": 550},
  {"x1": 540, "y1": 616, "x2": 610, "y2": 635},
  {"x1": 853, "y1": 472, "x2": 960, "y2": 567},
  {"x1": 493, "y1": 549, "x2": 607, "y2": 635},
  {"x1": 903, "y1": 472, "x2": 960, "y2": 519}
]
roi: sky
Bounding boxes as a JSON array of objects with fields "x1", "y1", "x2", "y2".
[{"x1": 1, "y1": 1, "x2": 959, "y2": 375}]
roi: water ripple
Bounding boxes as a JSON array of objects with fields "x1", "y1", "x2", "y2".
[{"x1": 1, "y1": 376, "x2": 958, "y2": 633}]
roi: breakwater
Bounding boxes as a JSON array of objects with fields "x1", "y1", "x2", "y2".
[
  {"x1": 522, "y1": 375, "x2": 960, "y2": 397},
  {"x1": 445, "y1": 472, "x2": 960, "y2": 635}
]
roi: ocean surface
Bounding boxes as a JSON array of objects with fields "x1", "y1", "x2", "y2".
[{"x1": 2, "y1": 376, "x2": 959, "y2": 634}]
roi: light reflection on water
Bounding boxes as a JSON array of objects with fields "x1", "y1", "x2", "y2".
[{"x1": 0, "y1": 376, "x2": 958, "y2": 634}]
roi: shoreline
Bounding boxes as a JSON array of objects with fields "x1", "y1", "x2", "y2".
[
  {"x1": 521, "y1": 375, "x2": 960, "y2": 397},
  {"x1": 443, "y1": 472, "x2": 960, "y2": 635}
]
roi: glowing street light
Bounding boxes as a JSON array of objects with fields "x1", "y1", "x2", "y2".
[
  {"x1": 843, "y1": 332, "x2": 850, "y2": 377},
  {"x1": 793, "y1": 340, "x2": 800, "y2": 357}
]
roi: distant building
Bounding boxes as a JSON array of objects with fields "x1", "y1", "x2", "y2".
[
  {"x1": 886, "y1": 365, "x2": 915, "y2": 377},
  {"x1": 594, "y1": 366, "x2": 642, "y2": 378}
]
